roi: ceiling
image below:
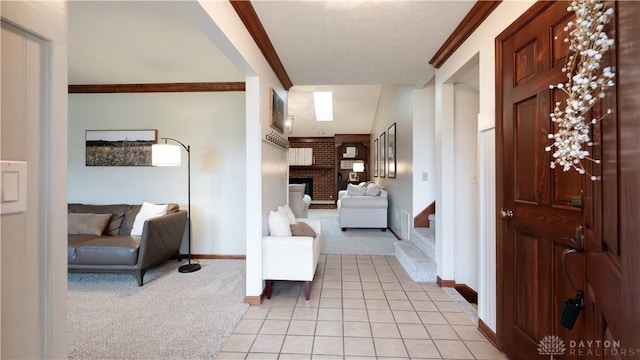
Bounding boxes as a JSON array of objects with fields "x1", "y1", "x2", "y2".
[{"x1": 68, "y1": 1, "x2": 477, "y2": 137}]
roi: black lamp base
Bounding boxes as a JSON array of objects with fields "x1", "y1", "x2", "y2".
[{"x1": 178, "y1": 263, "x2": 201, "y2": 273}]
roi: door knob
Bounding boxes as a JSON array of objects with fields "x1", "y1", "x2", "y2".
[{"x1": 499, "y1": 208, "x2": 514, "y2": 220}]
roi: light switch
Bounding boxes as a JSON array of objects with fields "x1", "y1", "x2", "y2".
[
  {"x1": 2, "y1": 172, "x2": 19, "y2": 202},
  {"x1": 422, "y1": 172, "x2": 429, "y2": 182},
  {"x1": 1, "y1": 161, "x2": 27, "y2": 214}
]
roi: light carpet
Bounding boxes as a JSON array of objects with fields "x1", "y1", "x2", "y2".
[
  {"x1": 67, "y1": 259, "x2": 248, "y2": 359},
  {"x1": 319, "y1": 215, "x2": 398, "y2": 255}
]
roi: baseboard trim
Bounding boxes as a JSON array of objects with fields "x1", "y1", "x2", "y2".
[
  {"x1": 454, "y1": 283, "x2": 478, "y2": 304},
  {"x1": 437, "y1": 276, "x2": 456, "y2": 287},
  {"x1": 244, "y1": 293, "x2": 265, "y2": 305},
  {"x1": 478, "y1": 319, "x2": 498, "y2": 347},
  {"x1": 388, "y1": 227, "x2": 401, "y2": 240},
  {"x1": 190, "y1": 254, "x2": 246, "y2": 260}
]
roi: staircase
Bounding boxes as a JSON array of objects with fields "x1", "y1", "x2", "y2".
[{"x1": 394, "y1": 214, "x2": 437, "y2": 282}]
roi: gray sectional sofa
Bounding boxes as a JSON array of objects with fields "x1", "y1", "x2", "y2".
[{"x1": 67, "y1": 203, "x2": 187, "y2": 286}]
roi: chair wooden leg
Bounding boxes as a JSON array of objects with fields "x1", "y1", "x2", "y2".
[
  {"x1": 304, "y1": 281, "x2": 311, "y2": 300},
  {"x1": 266, "y1": 280, "x2": 272, "y2": 299}
]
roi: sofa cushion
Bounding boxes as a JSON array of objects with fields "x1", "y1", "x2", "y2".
[
  {"x1": 68, "y1": 204, "x2": 129, "y2": 236},
  {"x1": 268, "y1": 211, "x2": 292, "y2": 236},
  {"x1": 277, "y1": 205, "x2": 297, "y2": 224},
  {"x1": 347, "y1": 183, "x2": 367, "y2": 196},
  {"x1": 68, "y1": 234, "x2": 102, "y2": 264},
  {"x1": 68, "y1": 213, "x2": 112, "y2": 235},
  {"x1": 366, "y1": 183, "x2": 381, "y2": 196},
  {"x1": 340, "y1": 195, "x2": 388, "y2": 209},
  {"x1": 74, "y1": 235, "x2": 140, "y2": 265},
  {"x1": 290, "y1": 222, "x2": 317, "y2": 238},
  {"x1": 131, "y1": 202, "x2": 168, "y2": 236}
]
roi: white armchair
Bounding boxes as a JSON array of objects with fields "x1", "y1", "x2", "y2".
[
  {"x1": 263, "y1": 217, "x2": 321, "y2": 300},
  {"x1": 288, "y1": 184, "x2": 311, "y2": 218}
]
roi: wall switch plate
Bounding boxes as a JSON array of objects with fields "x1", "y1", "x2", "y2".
[
  {"x1": 1, "y1": 161, "x2": 27, "y2": 214},
  {"x1": 422, "y1": 172, "x2": 428, "y2": 182}
]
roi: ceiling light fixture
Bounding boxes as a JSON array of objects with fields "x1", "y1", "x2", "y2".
[{"x1": 313, "y1": 91, "x2": 333, "y2": 121}]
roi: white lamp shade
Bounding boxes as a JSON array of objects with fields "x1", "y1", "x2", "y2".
[
  {"x1": 353, "y1": 162, "x2": 365, "y2": 172},
  {"x1": 152, "y1": 144, "x2": 181, "y2": 166}
]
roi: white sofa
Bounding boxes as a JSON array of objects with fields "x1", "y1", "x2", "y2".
[
  {"x1": 263, "y1": 216, "x2": 321, "y2": 300},
  {"x1": 337, "y1": 184, "x2": 388, "y2": 231}
]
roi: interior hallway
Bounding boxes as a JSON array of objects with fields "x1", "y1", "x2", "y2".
[{"x1": 218, "y1": 254, "x2": 505, "y2": 359}]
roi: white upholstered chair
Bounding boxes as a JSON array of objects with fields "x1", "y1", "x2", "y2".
[{"x1": 288, "y1": 184, "x2": 311, "y2": 218}]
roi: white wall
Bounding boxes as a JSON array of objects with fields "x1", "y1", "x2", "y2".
[
  {"x1": 67, "y1": 92, "x2": 246, "y2": 255},
  {"x1": 195, "y1": 1, "x2": 288, "y2": 299},
  {"x1": 370, "y1": 85, "x2": 413, "y2": 236},
  {"x1": 412, "y1": 79, "x2": 436, "y2": 216},
  {"x1": 453, "y1": 83, "x2": 479, "y2": 291},
  {"x1": 1, "y1": 1, "x2": 68, "y2": 358},
  {"x1": 434, "y1": 0, "x2": 536, "y2": 332}
]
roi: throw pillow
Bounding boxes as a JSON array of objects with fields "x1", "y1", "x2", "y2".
[
  {"x1": 130, "y1": 202, "x2": 168, "y2": 236},
  {"x1": 268, "y1": 211, "x2": 292, "y2": 236},
  {"x1": 290, "y1": 222, "x2": 317, "y2": 238},
  {"x1": 277, "y1": 205, "x2": 297, "y2": 224},
  {"x1": 347, "y1": 183, "x2": 367, "y2": 196},
  {"x1": 68, "y1": 213, "x2": 112, "y2": 235},
  {"x1": 366, "y1": 183, "x2": 381, "y2": 196}
]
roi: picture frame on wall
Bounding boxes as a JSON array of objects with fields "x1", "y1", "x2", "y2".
[
  {"x1": 379, "y1": 132, "x2": 386, "y2": 178},
  {"x1": 387, "y1": 123, "x2": 396, "y2": 178},
  {"x1": 270, "y1": 88, "x2": 285, "y2": 133},
  {"x1": 373, "y1": 138, "x2": 379, "y2": 177},
  {"x1": 85, "y1": 129, "x2": 157, "y2": 166}
]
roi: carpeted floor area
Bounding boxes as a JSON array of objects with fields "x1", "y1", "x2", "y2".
[
  {"x1": 67, "y1": 259, "x2": 248, "y2": 359},
  {"x1": 319, "y1": 215, "x2": 398, "y2": 255}
]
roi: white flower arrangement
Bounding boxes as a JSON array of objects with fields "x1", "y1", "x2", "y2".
[{"x1": 546, "y1": 0, "x2": 615, "y2": 180}]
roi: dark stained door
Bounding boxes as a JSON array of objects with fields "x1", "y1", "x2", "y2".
[{"x1": 497, "y1": 1, "x2": 640, "y2": 359}]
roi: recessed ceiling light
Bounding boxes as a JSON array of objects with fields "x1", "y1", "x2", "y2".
[{"x1": 313, "y1": 91, "x2": 333, "y2": 121}]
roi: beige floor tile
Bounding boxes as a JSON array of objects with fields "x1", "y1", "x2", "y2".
[
  {"x1": 370, "y1": 322, "x2": 401, "y2": 338},
  {"x1": 316, "y1": 320, "x2": 343, "y2": 336},
  {"x1": 292, "y1": 307, "x2": 318, "y2": 321},
  {"x1": 388, "y1": 300, "x2": 413, "y2": 311},
  {"x1": 266, "y1": 308, "x2": 294, "y2": 320},
  {"x1": 406, "y1": 291, "x2": 430, "y2": 301},
  {"x1": 377, "y1": 275, "x2": 399, "y2": 283},
  {"x1": 243, "y1": 306, "x2": 270, "y2": 320},
  {"x1": 400, "y1": 283, "x2": 425, "y2": 292},
  {"x1": 323, "y1": 274, "x2": 342, "y2": 282},
  {"x1": 344, "y1": 337, "x2": 376, "y2": 356},
  {"x1": 362, "y1": 289, "x2": 386, "y2": 299},
  {"x1": 312, "y1": 356, "x2": 343, "y2": 360},
  {"x1": 427, "y1": 292, "x2": 454, "y2": 302},
  {"x1": 411, "y1": 300, "x2": 439, "y2": 312},
  {"x1": 404, "y1": 339, "x2": 441, "y2": 358},
  {"x1": 361, "y1": 281, "x2": 382, "y2": 289},
  {"x1": 250, "y1": 334, "x2": 285, "y2": 353},
  {"x1": 313, "y1": 336, "x2": 344, "y2": 355},
  {"x1": 433, "y1": 340, "x2": 474, "y2": 359},
  {"x1": 246, "y1": 353, "x2": 278, "y2": 360},
  {"x1": 342, "y1": 289, "x2": 365, "y2": 299},
  {"x1": 426, "y1": 324, "x2": 460, "y2": 340},
  {"x1": 221, "y1": 334, "x2": 256, "y2": 352},
  {"x1": 343, "y1": 281, "x2": 363, "y2": 290},
  {"x1": 384, "y1": 290, "x2": 409, "y2": 300},
  {"x1": 296, "y1": 297, "x2": 320, "y2": 308},
  {"x1": 343, "y1": 309, "x2": 369, "y2": 322},
  {"x1": 281, "y1": 335, "x2": 314, "y2": 354},
  {"x1": 342, "y1": 274, "x2": 361, "y2": 282},
  {"x1": 453, "y1": 325, "x2": 487, "y2": 341},
  {"x1": 367, "y1": 309, "x2": 395, "y2": 323},
  {"x1": 323, "y1": 281, "x2": 342, "y2": 290},
  {"x1": 392, "y1": 310, "x2": 421, "y2": 324},
  {"x1": 365, "y1": 299, "x2": 390, "y2": 310},
  {"x1": 464, "y1": 341, "x2": 508, "y2": 359},
  {"x1": 343, "y1": 321, "x2": 372, "y2": 337},
  {"x1": 319, "y1": 297, "x2": 343, "y2": 309},
  {"x1": 442, "y1": 312, "x2": 475, "y2": 325},
  {"x1": 269, "y1": 297, "x2": 298, "y2": 309},
  {"x1": 418, "y1": 311, "x2": 449, "y2": 324},
  {"x1": 233, "y1": 319, "x2": 263, "y2": 334},
  {"x1": 318, "y1": 308, "x2": 343, "y2": 321},
  {"x1": 434, "y1": 301, "x2": 464, "y2": 312},
  {"x1": 278, "y1": 354, "x2": 311, "y2": 360},
  {"x1": 287, "y1": 320, "x2": 316, "y2": 336},
  {"x1": 215, "y1": 352, "x2": 246, "y2": 359},
  {"x1": 259, "y1": 319, "x2": 290, "y2": 335},
  {"x1": 373, "y1": 338, "x2": 408, "y2": 357},
  {"x1": 343, "y1": 298, "x2": 366, "y2": 309},
  {"x1": 397, "y1": 323, "x2": 430, "y2": 339},
  {"x1": 381, "y1": 282, "x2": 404, "y2": 291},
  {"x1": 321, "y1": 289, "x2": 342, "y2": 298}
]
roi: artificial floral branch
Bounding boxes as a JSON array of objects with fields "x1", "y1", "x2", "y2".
[{"x1": 546, "y1": 0, "x2": 615, "y2": 180}]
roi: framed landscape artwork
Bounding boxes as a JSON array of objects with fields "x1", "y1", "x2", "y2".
[
  {"x1": 270, "y1": 88, "x2": 285, "y2": 133},
  {"x1": 387, "y1": 123, "x2": 396, "y2": 178},
  {"x1": 86, "y1": 130, "x2": 157, "y2": 166},
  {"x1": 379, "y1": 132, "x2": 386, "y2": 178}
]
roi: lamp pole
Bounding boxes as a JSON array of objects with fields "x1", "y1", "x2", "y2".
[{"x1": 160, "y1": 137, "x2": 201, "y2": 273}]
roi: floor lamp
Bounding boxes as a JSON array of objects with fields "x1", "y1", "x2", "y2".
[{"x1": 152, "y1": 137, "x2": 201, "y2": 273}]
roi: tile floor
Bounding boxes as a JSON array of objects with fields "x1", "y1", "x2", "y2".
[{"x1": 217, "y1": 254, "x2": 507, "y2": 359}]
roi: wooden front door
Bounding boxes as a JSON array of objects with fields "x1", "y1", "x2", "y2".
[{"x1": 497, "y1": 1, "x2": 640, "y2": 359}]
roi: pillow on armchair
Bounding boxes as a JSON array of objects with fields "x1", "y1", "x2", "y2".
[{"x1": 346, "y1": 183, "x2": 367, "y2": 196}]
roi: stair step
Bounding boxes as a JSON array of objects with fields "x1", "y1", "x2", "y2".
[
  {"x1": 410, "y1": 227, "x2": 435, "y2": 258},
  {"x1": 394, "y1": 241, "x2": 437, "y2": 282}
]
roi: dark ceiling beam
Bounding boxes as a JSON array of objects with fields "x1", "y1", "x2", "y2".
[
  {"x1": 68, "y1": 82, "x2": 246, "y2": 94},
  {"x1": 429, "y1": 1, "x2": 502, "y2": 69},
  {"x1": 229, "y1": 1, "x2": 294, "y2": 90}
]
